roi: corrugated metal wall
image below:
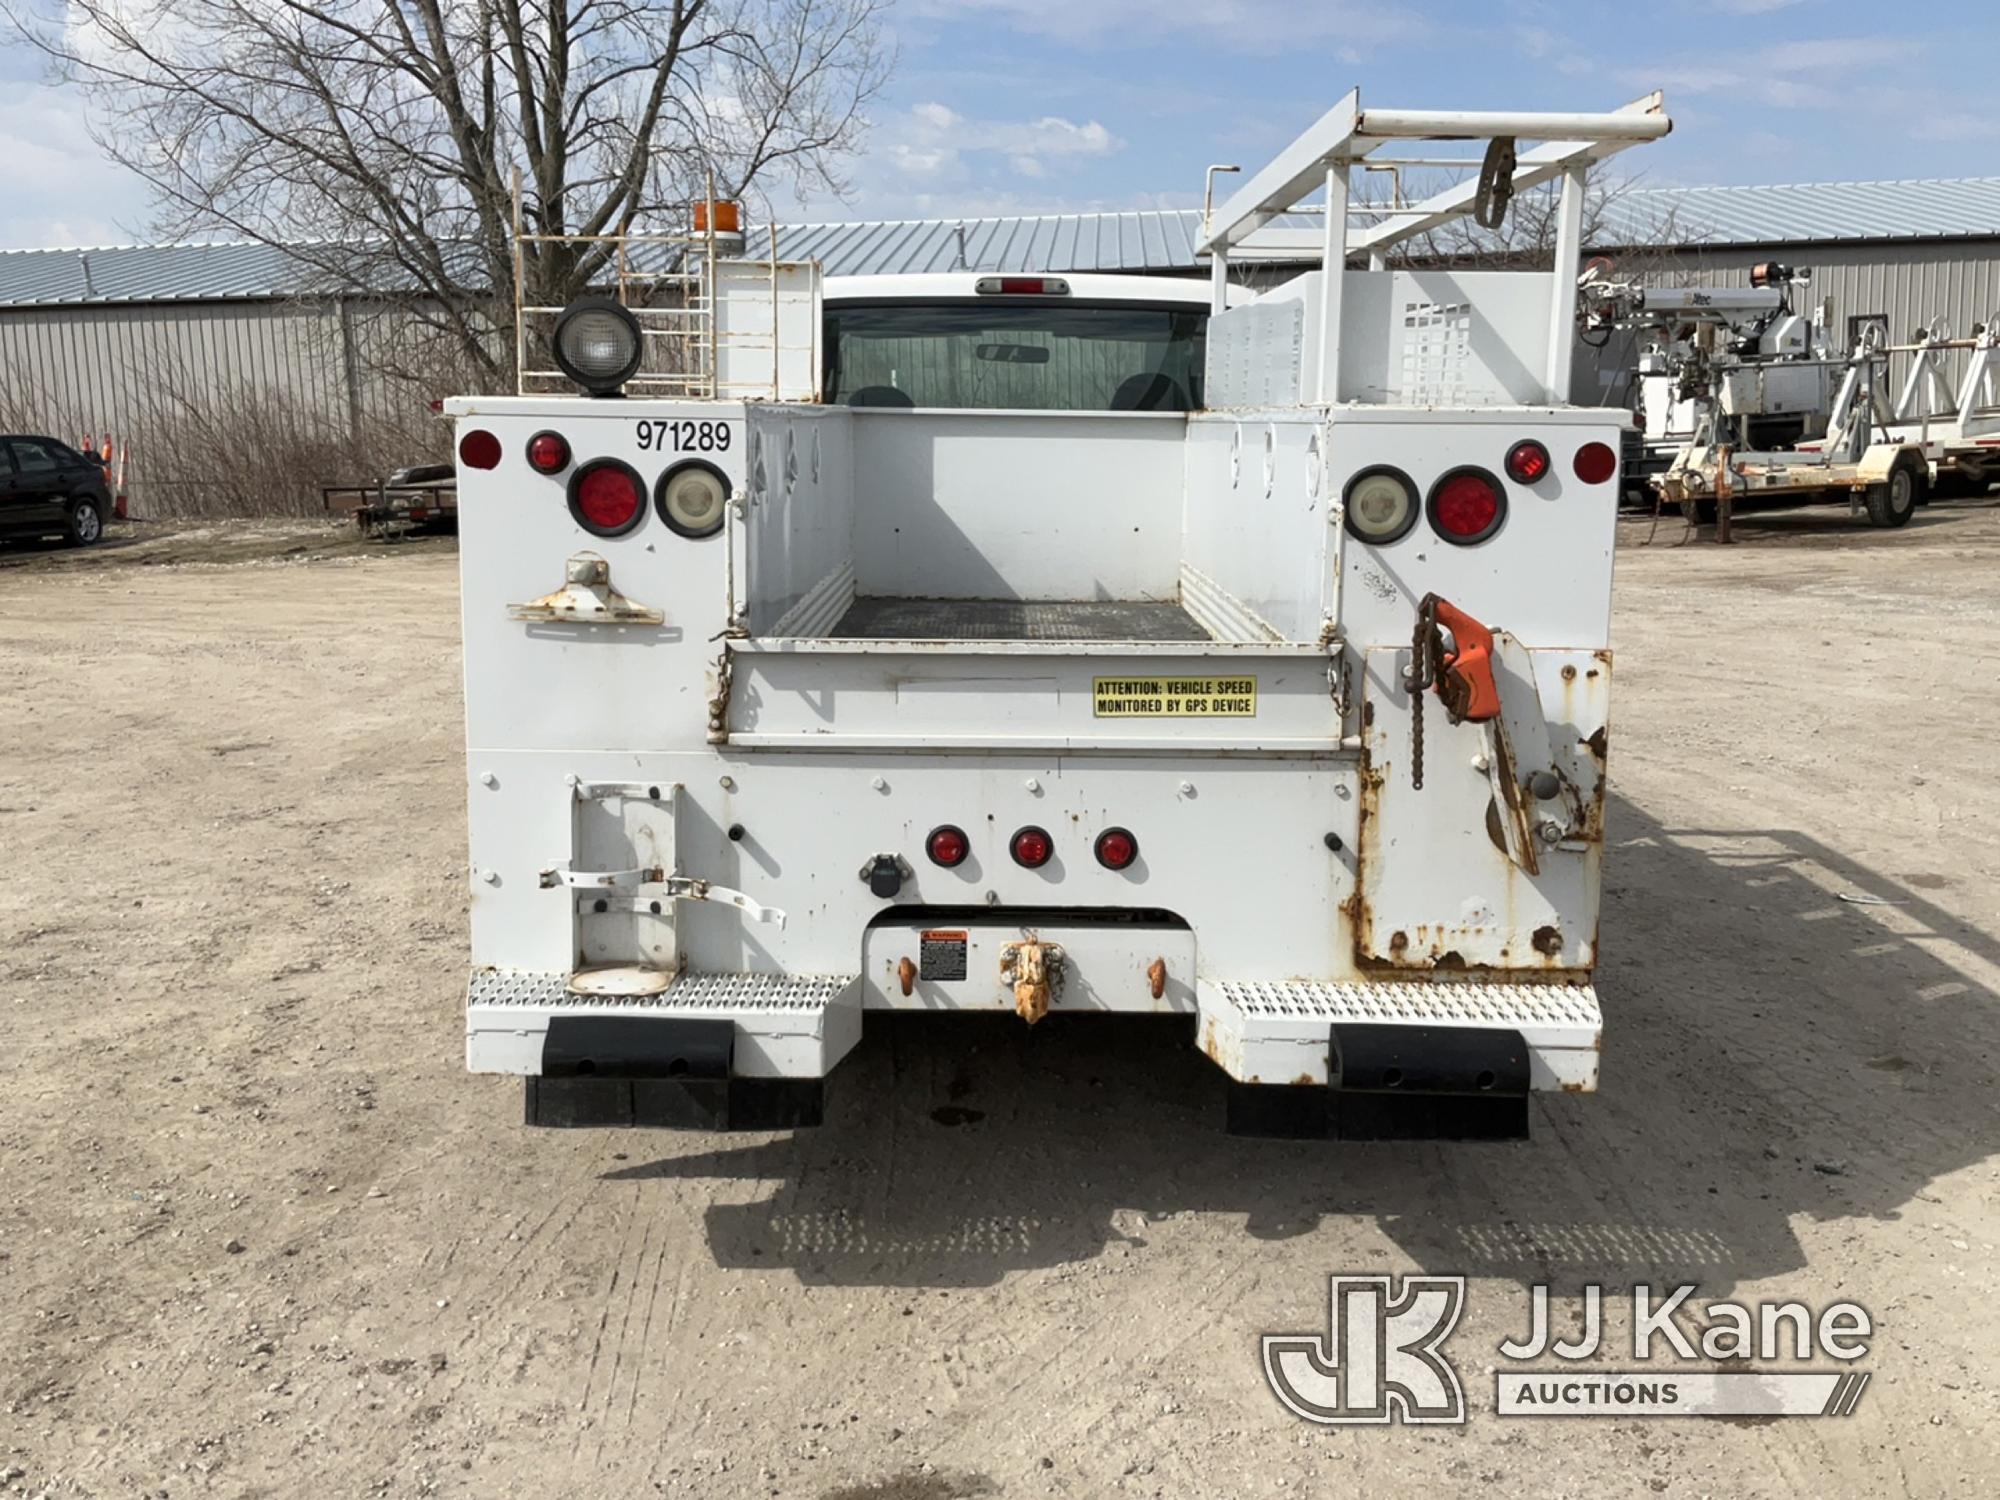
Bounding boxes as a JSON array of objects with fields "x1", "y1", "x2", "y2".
[
  {"x1": 0, "y1": 298, "x2": 433, "y2": 513},
  {"x1": 1574, "y1": 239, "x2": 2000, "y2": 407}
]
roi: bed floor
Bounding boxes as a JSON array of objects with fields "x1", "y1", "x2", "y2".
[{"x1": 827, "y1": 597, "x2": 1212, "y2": 642}]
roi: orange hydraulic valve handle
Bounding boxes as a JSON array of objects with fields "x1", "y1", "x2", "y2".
[{"x1": 1427, "y1": 595, "x2": 1501, "y2": 724}]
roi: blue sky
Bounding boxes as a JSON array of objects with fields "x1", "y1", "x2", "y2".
[{"x1": 4, "y1": 0, "x2": 1996, "y2": 248}]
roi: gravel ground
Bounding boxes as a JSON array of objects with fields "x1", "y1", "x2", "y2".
[{"x1": 1, "y1": 498, "x2": 1996, "y2": 1498}]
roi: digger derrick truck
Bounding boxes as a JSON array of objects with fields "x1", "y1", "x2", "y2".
[{"x1": 448, "y1": 89, "x2": 1668, "y2": 1140}]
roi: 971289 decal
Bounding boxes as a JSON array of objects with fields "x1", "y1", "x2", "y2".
[{"x1": 636, "y1": 419, "x2": 734, "y2": 453}]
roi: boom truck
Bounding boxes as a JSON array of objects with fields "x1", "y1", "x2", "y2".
[{"x1": 448, "y1": 90, "x2": 1670, "y2": 1141}]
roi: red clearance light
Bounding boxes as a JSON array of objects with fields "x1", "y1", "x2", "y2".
[
  {"x1": 567, "y1": 459, "x2": 645, "y2": 537},
  {"x1": 1504, "y1": 439, "x2": 1551, "y2": 484},
  {"x1": 1010, "y1": 825, "x2": 1054, "y2": 869},
  {"x1": 1093, "y1": 827, "x2": 1138, "y2": 871},
  {"x1": 457, "y1": 429, "x2": 502, "y2": 470},
  {"x1": 926, "y1": 824, "x2": 970, "y2": 868},
  {"x1": 975, "y1": 275, "x2": 1070, "y2": 296},
  {"x1": 1573, "y1": 441, "x2": 1619, "y2": 485},
  {"x1": 526, "y1": 430, "x2": 571, "y2": 475},
  {"x1": 1427, "y1": 467, "x2": 1506, "y2": 545}
]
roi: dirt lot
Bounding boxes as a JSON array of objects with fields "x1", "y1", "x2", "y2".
[{"x1": 2, "y1": 501, "x2": 1997, "y2": 1499}]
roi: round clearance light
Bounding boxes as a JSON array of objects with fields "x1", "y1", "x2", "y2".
[
  {"x1": 457, "y1": 429, "x2": 502, "y2": 470},
  {"x1": 567, "y1": 458, "x2": 646, "y2": 537},
  {"x1": 526, "y1": 430, "x2": 571, "y2": 475},
  {"x1": 1427, "y1": 466, "x2": 1507, "y2": 545},
  {"x1": 926, "y1": 824, "x2": 971, "y2": 868},
  {"x1": 1573, "y1": 441, "x2": 1619, "y2": 486},
  {"x1": 1010, "y1": 825, "x2": 1054, "y2": 870},
  {"x1": 655, "y1": 459, "x2": 731, "y2": 539},
  {"x1": 1342, "y1": 465, "x2": 1419, "y2": 545},
  {"x1": 1505, "y1": 438, "x2": 1552, "y2": 485},
  {"x1": 1093, "y1": 827, "x2": 1139, "y2": 871},
  {"x1": 551, "y1": 296, "x2": 644, "y2": 396}
]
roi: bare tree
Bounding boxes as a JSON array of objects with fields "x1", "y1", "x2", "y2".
[{"x1": 10, "y1": 0, "x2": 891, "y2": 389}]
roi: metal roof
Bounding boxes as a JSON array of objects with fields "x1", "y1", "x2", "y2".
[
  {"x1": 8, "y1": 181, "x2": 2000, "y2": 308},
  {"x1": 0, "y1": 211, "x2": 1295, "y2": 309},
  {"x1": 1595, "y1": 177, "x2": 2000, "y2": 250}
]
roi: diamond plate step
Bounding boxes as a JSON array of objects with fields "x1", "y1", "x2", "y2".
[
  {"x1": 467, "y1": 968, "x2": 862, "y2": 1078},
  {"x1": 1197, "y1": 978, "x2": 1601, "y2": 1091}
]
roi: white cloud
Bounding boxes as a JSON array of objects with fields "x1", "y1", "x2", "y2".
[
  {"x1": 859, "y1": 99, "x2": 1125, "y2": 198},
  {"x1": 0, "y1": 87, "x2": 150, "y2": 248},
  {"x1": 1621, "y1": 34, "x2": 1920, "y2": 108}
]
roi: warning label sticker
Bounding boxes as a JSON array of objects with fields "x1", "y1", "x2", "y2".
[
  {"x1": 1092, "y1": 675, "x2": 1257, "y2": 718},
  {"x1": 919, "y1": 930, "x2": 969, "y2": 982}
]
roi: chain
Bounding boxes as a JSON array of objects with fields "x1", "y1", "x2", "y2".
[{"x1": 1403, "y1": 598, "x2": 1439, "y2": 790}]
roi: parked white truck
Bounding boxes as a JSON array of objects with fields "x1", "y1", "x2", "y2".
[{"x1": 449, "y1": 90, "x2": 1669, "y2": 1140}]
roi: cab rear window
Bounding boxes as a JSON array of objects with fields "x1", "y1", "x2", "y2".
[{"x1": 825, "y1": 301, "x2": 1207, "y2": 412}]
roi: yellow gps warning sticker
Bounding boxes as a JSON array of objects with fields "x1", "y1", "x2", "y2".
[{"x1": 1092, "y1": 675, "x2": 1257, "y2": 717}]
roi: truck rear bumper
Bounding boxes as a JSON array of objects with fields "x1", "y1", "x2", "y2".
[{"x1": 469, "y1": 968, "x2": 1600, "y2": 1137}]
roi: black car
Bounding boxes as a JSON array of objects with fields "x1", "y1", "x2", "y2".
[{"x1": 0, "y1": 435, "x2": 112, "y2": 546}]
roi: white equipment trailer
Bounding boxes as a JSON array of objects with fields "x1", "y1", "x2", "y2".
[{"x1": 448, "y1": 89, "x2": 1669, "y2": 1140}]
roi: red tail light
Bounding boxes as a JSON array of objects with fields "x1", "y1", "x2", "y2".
[
  {"x1": 1573, "y1": 442, "x2": 1618, "y2": 485},
  {"x1": 1093, "y1": 827, "x2": 1138, "y2": 871},
  {"x1": 526, "y1": 431, "x2": 571, "y2": 475},
  {"x1": 1427, "y1": 467, "x2": 1506, "y2": 544},
  {"x1": 1010, "y1": 826, "x2": 1054, "y2": 869},
  {"x1": 458, "y1": 429, "x2": 502, "y2": 470},
  {"x1": 1504, "y1": 439, "x2": 1551, "y2": 484},
  {"x1": 567, "y1": 459, "x2": 645, "y2": 537},
  {"x1": 926, "y1": 824, "x2": 970, "y2": 868}
]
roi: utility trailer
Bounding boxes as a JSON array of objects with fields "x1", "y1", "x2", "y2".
[
  {"x1": 448, "y1": 89, "x2": 1670, "y2": 1141},
  {"x1": 1867, "y1": 319, "x2": 2000, "y2": 497}
]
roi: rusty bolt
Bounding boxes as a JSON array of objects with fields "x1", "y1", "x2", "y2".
[
  {"x1": 719, "y1": 775, "x2": 736, "y2": 791},
  {"x1": 1538, "y1": 820, "x2": 1564, "y2": 845},
  {"x1": 1561, "y1": 664, "x2": 1577, "y2": 682}
]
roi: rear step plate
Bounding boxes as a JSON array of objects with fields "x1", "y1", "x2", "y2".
[
  {"x1": 1196, "y1": 979, "x2": 1601, "y2": 1091},
  {"x1": 466, "y1": 968, "x2": 861, "y2": 1079}
]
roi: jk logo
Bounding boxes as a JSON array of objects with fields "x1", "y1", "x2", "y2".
[{"x1": 1262, "y1": 1275, "x2": 1468, "y2": 1425}]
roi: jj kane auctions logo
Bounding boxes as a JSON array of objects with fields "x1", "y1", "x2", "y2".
[{"x1": 1264, "y1": 1276, "x2": 1873, "y2": 1424}]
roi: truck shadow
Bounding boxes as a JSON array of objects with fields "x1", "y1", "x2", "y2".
[{"x1": 607, "y1": 791, "x2": 1999, "y2": 1292}]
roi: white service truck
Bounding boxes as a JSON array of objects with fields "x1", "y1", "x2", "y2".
[{"x1": 449, "y1": 90, "x2": 1668, "y2": 1140}]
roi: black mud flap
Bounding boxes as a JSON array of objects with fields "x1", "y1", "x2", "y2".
[
  {"x1": 524, "y1": 1015, "x2": 823, "y2": 1131},
  {"x1": 1225, "y1": 1023, "x2": 1531, "y2": 1142}
]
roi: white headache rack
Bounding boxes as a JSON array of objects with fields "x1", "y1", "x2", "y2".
[{"x1": 1200, "y1": 90, "x2": 1672, "y2": 405}]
